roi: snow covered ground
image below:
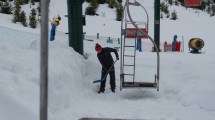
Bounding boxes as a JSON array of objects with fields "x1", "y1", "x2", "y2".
[{"x1": 0, "y1": 0, "x2": 215, "y2": 120}]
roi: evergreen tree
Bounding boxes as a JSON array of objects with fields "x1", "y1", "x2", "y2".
[
  {"x1": 160, "y1": 2, "x2": 166, "y2": 12},
  {"x1": 168, "y1": 0, "x2": 173, "y2": 6},
  {"x1": 212, "y1": 5, "x2": 215, "y2": 16},
  {"x1": 19, "y1": 0, "x2": 31, "y2": 5},
  {"x1": 31, "y1": 0, "x2": 35, "y2": 5},
  {"x1": 200, "y1": 1, "x2": 207, "y2": 10},
  {"x1": 0, "y1": 1, "x2": 12, "y2": 14},
  {"x1": 85, "y1": 0, "x2": 99, "y2": 15},
  {"x1": 29, "y1": 8, "x2": 37, "y2": 28},
  {"x1": 177, "y1": 0, "x2": 184, "y2": 6},
  {"x1": 206, "y1": 5, "x2": 211, "y2": 14},
  {"x1": 22, "y1": 0, "x2": 30, "y2": 4},
  {"x1": 20, "y1": 11, "x2": 27, "y2": 27},
  {"x1": 19, "y1": 0, "x2": 24, "y2": 5},
  {"x1": 85, "y1": 6, "x2": 96, "y2": 15},
  {"x1": 174, "y1": 0, "x2": 179, "y2": 6},
  {"x1": 99, "y1": 0, "x2": 106, "y2": 4},
  {"x1": 116, "y1": 3, "x2": 123, "y2": 21},
  {"x1": 171, "y1": 10, "x2": 178, "y2": 20},
  {"x1": 13, "y1": 0, "x2": 21, "y2": 23},
  {"x1": 117, "y1": 0, "x2": 122, "y2": 3},
  {"x1": 108, "y1": 0, "x2": 116, "y2": 9},
  {"x1": 91, "y1": 0, "x2": 99, "y2": 9},
  {"x1": 160, "y1": 2, "x2": 169, "y2": 15},
  {"x1": 86, "y1": 0, "x2": 91, "y2": 3}
]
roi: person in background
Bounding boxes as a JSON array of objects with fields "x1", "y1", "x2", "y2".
[
  {"x1": 49, "y1": 15, "x2": 61, "y2": 41},
  {"x1": 172, "y1": 35, "x2": 177, "y2": 51},
  {"x1": 95, "y1": 43, "x2": 119, "y2": 93}
]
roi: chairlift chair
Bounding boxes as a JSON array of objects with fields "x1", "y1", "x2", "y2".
[{"x1": 120, "y1": 0, "x2": 160, "y2": 91}]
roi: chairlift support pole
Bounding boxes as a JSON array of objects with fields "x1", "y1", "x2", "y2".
[{"x1": 67, "y1": 0, "x2": 85, "y2": 55}]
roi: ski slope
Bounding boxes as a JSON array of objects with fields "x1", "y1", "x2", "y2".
[{"x1": 0, "y1": 0, "x2": 215, "y2": 120}]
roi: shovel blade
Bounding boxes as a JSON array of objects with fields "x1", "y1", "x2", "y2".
[{"x1": 92, "y1": 79, "x2": 102, "y2": 83}]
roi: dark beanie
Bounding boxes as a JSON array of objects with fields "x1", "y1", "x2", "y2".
[{"x1": 95, "y1": 43, "x2": 102, "y2": 52}]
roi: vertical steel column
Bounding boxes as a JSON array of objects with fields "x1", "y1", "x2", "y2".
[
  {"x1": 154, "y1": 0, "x2": 160, "y2": 51},
  {"x1": 40, "y1": 0, "x2": 49, "y2": 120},
  {"x1": 67, "y1": 0, "x2": 84, "y2": 55}
]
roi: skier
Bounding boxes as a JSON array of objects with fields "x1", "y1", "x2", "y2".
[
  {"x1": 49, "y1": 15, "x2": 61, "y2": 41},
  {"x1": 95, "y1": 43, "x2": 119, "y2": 93}
]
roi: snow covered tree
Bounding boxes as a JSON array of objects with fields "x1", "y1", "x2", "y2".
[
  {"x1": 0, "y1": 0, "x2": 12, "y2": 14},
  {"x1": 20, "y1": 11, "x2": 27, "y2": 27},
  {"x1": 210, "y1": 5, "x2": 215, "y2": 16},
  {"x1": 99, "y1": 0, "x2": 106, "y2": 4},
  {"x1": 116, "y1": 3, "x2": 123, "y2": 21},
  {"x1": 160, "y1": 2, "x2": 169, "y2": 15},
  {"x1": 117, "y1": 0, "x2": 122, "y2": 3},
  {"x1": 13, "y1": 0, "x2": 21, "y2": 23},
  {"x1": 29, "y1": 8, "x2": 37, "y2": 28},
  {"x1": 85, "y1": 0, "x2": 99, "y2": 16},
  {"x1": 90, "y1": 0, "x2": 99, "y2": 9},
  {"x1": 174, "y1": 0, "x2": 179, "y2": 6},
  {"x1": 85, "y1": 6, "x2": 97, "y2": 15},
  {"x1": 31, "y1": 0, "x2": 35, "y2": 5},
  {"x1": 86, "y1": 0, "x2": 91, "y2": 3},
  {"x1": 168, "y1": 0, "x2": 173, "y2": 5},
  {"x1": 108, "y1": 0, "x2": 116, "y2": 9},
  {"x1": 171, "y1": 10, "x2": 178, "y2": 20},
  {"x1": 177, "y1": 0, "x2": 184, "y2": 6},
  {"x1": 19, "y1": 0, "x2": 28, "y2": 5}
]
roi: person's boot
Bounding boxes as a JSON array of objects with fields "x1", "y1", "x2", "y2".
[
  {"x1": 98, "y1": 88, "x2": 105, "y2": 94},
  {"x1": 111, "y1": 89, "x2": 115, "y2": 93}
]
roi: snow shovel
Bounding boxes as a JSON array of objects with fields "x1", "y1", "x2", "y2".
[{"x1": 93, "y1": 60, "x2": 118, "y2": 83}]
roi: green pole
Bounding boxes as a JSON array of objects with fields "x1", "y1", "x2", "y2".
[
  {"x1": 67, "y1": 0, "x2": 85, "y2": 55},
  {"x1": 154, "y1": 0, "x2": 160, "y2": 51}
]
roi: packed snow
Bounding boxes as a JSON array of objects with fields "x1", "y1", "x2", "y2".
[{"x1": 0, "y1": 0, "x2": 215, "y2": 120}]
